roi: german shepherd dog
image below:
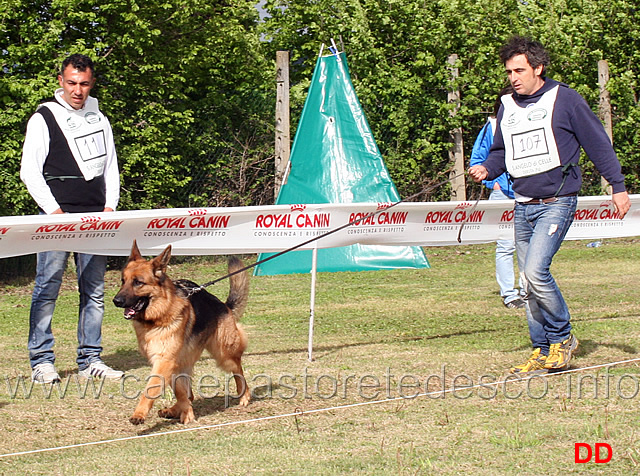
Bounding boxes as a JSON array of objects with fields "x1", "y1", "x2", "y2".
[{"x1": 113, "y1": 240, "x2": 250, "y2": 425}]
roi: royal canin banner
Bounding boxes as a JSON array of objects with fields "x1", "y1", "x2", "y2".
[{"x1": 1, "y1": 195, "x2": 639, "y2": 258}]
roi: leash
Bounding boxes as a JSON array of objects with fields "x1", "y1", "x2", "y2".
[
  {"x1": 187, "y1": 171, "x2": 468, "y2": 295},
  {"x1": 456, "y1": 185, "x2": 485, "y2": 243}
]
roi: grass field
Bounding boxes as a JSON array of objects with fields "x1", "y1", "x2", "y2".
[{"x1": 0, "y1": 238, "x2": 639, "y2": 475}]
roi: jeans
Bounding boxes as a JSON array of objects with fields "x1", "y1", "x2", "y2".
[
  {"x1": 514, "y1": 195, "x2": 578, "y2": 354},
  {"x1": 28, "y1": 250, "x2": 107, "y2": 370},
  {"x1": 490, "y1": 189, "x2": 521, "y2": 304}
]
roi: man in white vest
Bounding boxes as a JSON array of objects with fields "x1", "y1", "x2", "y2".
[
  {"x1": 469, "y1": 37, "x2": 630, "y2": 376},
  {"x1": 20, "y1": 54, "x2": 123, "y2": 383}
]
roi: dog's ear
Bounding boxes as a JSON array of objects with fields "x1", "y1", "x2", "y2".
[
  {"x1": 151, "y1": 245, "x2": 172, "y2": 279},
  {"x1": 128, "y1": 240, "x2": 143, "y2": 262}
]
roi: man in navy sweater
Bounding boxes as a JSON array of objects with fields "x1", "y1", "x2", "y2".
[{"x1": 469, "y1": 36, "x2": 630, "y2": 376}]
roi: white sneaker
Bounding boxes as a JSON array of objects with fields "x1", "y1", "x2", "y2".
[
  {"x1": 78, "y1": 361, "x2": 124, "y2": 380},
  {"x1": 32, "y1": 362, "x2": 61, "y2": 384}
]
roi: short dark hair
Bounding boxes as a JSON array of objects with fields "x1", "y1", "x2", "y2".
[
  {"x1": 60, "y1": 54, "x2": 95, "y2": 77},
  {"x1": 499, "y1": 36, "x2": 550, "y2": 76}
]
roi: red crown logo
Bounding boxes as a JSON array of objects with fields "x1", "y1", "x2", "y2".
[
  {"x1": 377, "y1": 202, "x2": 393, "y2": 210},
  {"x1": 455, "y1": 202, "x2": 474, "y2": 210},
  {"x1": 81, "y1": 216, "x2": 101, "y2": 223},
  {"x1": 599, "y1": 201, "x2": 612, "y2": 208},
  {"x1": 188, "y1": 209, "x2": 207, "y2": 216},
  {"x1": 290, "y1": 204, "x2": 306, "y2": 212}
]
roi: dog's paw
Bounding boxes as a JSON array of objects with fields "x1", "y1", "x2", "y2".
[
  {"x1": 158, "y1": 406, "x2": 195, "y2": 424},
  {"x1": 239, "y1": 393, "x2": 251, "y2": 407},
  {"x1": 180, "y1": 408, "x2": 195, "y2": 424},
  {"x1": 158, "y1": 407, "x2": 179, "y2": 419},
  {"x1": 129, "y1": 415, "x2": 146, "y2": 425}
]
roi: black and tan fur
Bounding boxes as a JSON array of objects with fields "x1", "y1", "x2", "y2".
[{"x1": 113, "y1": 240, "x2": 250, "y2": 425}]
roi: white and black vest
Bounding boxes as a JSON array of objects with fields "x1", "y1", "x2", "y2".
[{"x1": 37, "y1": 96, "x2": 109, "y2": 213}]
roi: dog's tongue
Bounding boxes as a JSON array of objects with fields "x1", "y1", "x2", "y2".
[{"x1": 124, "y1": 308, "x2": 136, "y2": 318}]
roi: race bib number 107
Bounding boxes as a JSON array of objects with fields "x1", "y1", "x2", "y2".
[{"x1": 511, "y1": 128, "x2": 550, "y2": 160}]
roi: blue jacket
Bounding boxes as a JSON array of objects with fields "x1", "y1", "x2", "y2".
[{"x1": 469, "y1": 119, "x2": 514, "y2": 199}]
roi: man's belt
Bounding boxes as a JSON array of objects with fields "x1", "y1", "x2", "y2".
[
  {"x1": 43, "y1": 174, "x2": 103, "y2": 182},
  {"x1": 521, "y1": 193, "x2": 577, "y2": 205},
  {"x1": 44, "y1": 175, "x2": 83, "y2": 182}
]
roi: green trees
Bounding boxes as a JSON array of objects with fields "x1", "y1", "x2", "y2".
[
  {"x1": 260, "y1": 0, "x2": 640, "y2": 199},
  {"x1": 1, "y1": 0, "x2": 273, "y2": 214},
  {"x1": 2, "y1": 0, "x2": 639, "y2": 215}
]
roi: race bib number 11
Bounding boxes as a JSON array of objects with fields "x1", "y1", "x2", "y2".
[{"x1": 75, "y1": 130, "x2": 107, "y2": 162}]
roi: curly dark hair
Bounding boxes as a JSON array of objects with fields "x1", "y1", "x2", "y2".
[
  {"x1": 60, "y1": 54, "x2": 95, "y2": 77},
  {"x1": 499, "y1": 36, "x2": 550, "y2": 76}
]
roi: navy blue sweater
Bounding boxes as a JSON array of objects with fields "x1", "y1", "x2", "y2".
[{"x1": 483, "y1": 78, "x2": 626, "y2": 198}]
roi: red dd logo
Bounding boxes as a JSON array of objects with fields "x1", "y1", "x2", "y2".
[{"x1": 574, "y1": 443, "x2": 612, "y2": 463}]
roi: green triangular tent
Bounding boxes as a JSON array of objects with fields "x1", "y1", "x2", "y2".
[{"x1": 254, "y1": 48, "x2": 429, "y2": 275}]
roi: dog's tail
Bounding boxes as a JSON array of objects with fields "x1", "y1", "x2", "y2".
[{"x1": 226, "y1": 256, "x2": 249, "y2": 320}]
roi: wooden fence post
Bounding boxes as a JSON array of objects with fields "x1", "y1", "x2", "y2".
[
  {"x1": 275, "y1": 51, "x2": 290, "y2": 199},
  {"x1": 447, "y1": 54, "x2": 466, "y2": 201},
  {"x1": 598, "y1": 60, "x2": 613, "y2": 194}
]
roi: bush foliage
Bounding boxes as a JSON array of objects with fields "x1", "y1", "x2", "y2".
[{"x1": 1, "y1": 0, "x2": 639, "y2": 214}]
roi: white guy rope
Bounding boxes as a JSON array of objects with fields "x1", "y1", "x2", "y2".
[{"x1": 1, "y1": 356, "x2": 639, "y2": 459}]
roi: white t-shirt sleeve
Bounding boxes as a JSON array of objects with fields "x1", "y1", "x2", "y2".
[
  {"x1": 20, "y1": 113, "x2": 61, "y2": 214},
  {"x1": 102, "y1": 117, "x2": 120, "y2": 211}
]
